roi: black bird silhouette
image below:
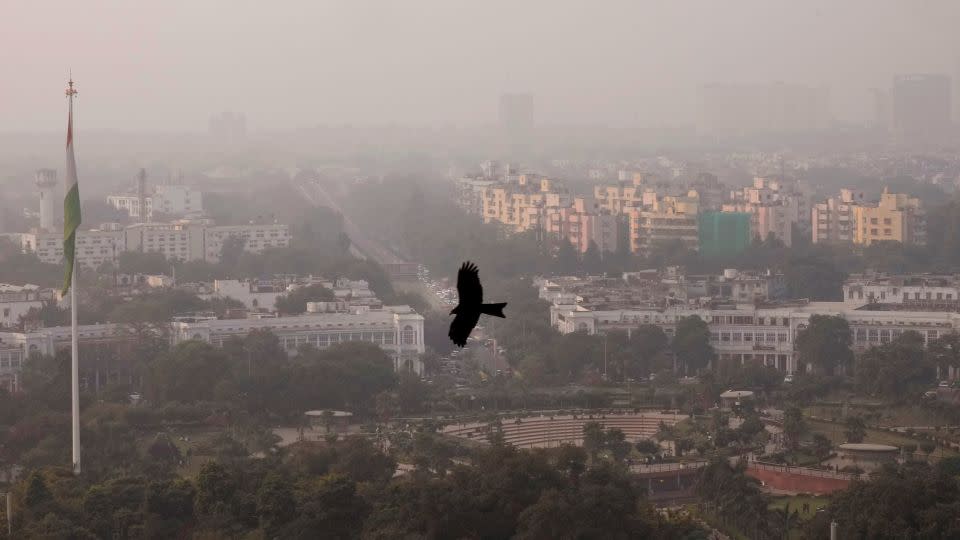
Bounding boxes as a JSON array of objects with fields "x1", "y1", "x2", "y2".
[{"x1": 448, "y1": 261, "x2": 506, "y2": 347}]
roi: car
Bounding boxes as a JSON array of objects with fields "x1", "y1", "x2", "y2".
[
  {"x1": 939, "y1": 380, "x2": 950, "y2": 388},
  {"x1": 783, "y1": 374, "x2": 794, "y2": 384}
]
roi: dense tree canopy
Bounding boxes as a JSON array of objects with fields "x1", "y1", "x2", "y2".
[
  {"x1": 672, "y1": 316, "x2": 714, "y2": 376},
  {"x1": 795, "y1": 315, "x2": 853, "y2": 375}
]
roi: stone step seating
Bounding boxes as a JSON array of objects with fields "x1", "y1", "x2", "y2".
[{"x1": 443, "y1": 412, "x2": 687, "y2": 449}]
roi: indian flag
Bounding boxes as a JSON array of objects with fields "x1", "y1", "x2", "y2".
[{"x1": 62, "y1": 84, "x2": 81, "y2": 295}]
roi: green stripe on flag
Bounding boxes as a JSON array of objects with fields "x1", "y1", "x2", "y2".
[{"x1": 62, "y1": 182, "x2": 82, "y2": 295}]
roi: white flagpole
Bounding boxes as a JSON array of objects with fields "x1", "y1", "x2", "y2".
[
  {"x1": 67, "y1": 77, "x2": 81, "y2": 475},
  {"x1": 71, "y1": 260, "x2": 80, "y2": 474}
]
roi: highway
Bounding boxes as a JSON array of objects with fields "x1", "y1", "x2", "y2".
[{"x1": 292, "y1": 177, "x2": 407, "y2": 265}]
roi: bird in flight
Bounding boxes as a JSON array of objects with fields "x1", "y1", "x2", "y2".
[{"x1": 448, "y1": 261, "x2": 507, "y2": 347}]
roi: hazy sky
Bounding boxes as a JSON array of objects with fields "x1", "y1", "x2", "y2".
[{"x1": 4, "y1": 0, "x2": 959, "y2": 131}]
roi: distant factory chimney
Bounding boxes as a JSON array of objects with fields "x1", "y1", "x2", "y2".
[{"x1": 35, "y1": 169, "x2": 58, "y2": 232}]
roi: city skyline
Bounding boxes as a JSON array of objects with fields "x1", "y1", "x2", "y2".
[{"x1": 5, "y1": 0, "x2": 960, "y2": 131}]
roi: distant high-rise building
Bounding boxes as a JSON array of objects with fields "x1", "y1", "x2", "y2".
[
  {"x1": 697, "y1": 82, "x2": 829, "y2": 136},
  {"x1": 208, "y1": 111, "x2": 247, "y2": 141},
  {"x1": 870, "y1": 88, "x2": 890, "y2": 130},
  {"x1": 34, "y1": 169, "x2": 57, "y2": 232},
  {"x1": 892, "y1": 74, "x2": 951, "y2": 142},
  {"x1": 498, "y1": 93, "x2": 534, "y2": 134}
]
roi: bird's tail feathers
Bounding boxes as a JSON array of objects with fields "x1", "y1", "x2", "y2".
[{"x1": 480, "y1": 302, "x2": 507, "y2": 318}]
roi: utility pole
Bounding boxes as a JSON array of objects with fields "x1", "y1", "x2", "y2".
[
  {"x1": 5, "y1": 491, "x2": 11, "y2": 537},
  {"x1": 830, "y1": 520, "x2": 838, "y2": 540}
]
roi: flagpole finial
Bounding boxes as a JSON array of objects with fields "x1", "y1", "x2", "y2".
[{"x1": 66, "y1": 75, "x2": 77, "y2": 98}]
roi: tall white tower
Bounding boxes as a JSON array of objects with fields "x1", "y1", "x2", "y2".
[{"x1": 35, "y1": 169, "x2": 58, "y2": 232}]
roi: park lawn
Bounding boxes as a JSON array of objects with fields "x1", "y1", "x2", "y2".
[
  {"x1": 768, "y1": 495, "x2": 829, "y2": 519},
  {"x1": 806, "y1": 419, "x2": 958, "y2": 457}
]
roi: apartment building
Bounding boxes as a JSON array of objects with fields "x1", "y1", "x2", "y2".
[
  {"x1": 627, "y1": 192, "x2": 699, "y2": 254},
  {"x1": 108, "y1": 184, "x2": 203, "y2": 221},
  {"x1": 811, "y1": 189, "x2": 866, "y2": 244},
  {"x1": 853, "y1": 190, "x2": 925, "y2": 246},
  {"x1": 124, "y1": 222, "x2": 207, "y2": 261},
  {"x1": 721, "y1": 177, "x2": 803, "y2": 245},
  {"x1": 456, "y1": 177, "x2": 500, "y2": 215},
  {"x1": 19, "y1": 222, "x2": 290, "y2": 266},
  {"x1": 543, "y1": 197, "x2": 619, "y2": 253},
  {"x1": 20, "y1": 228, "x2": 125, "y2": 268},
  {"x1": 812, "y1": 188, "x2": 925, "y2": 246},
  {"x1": 203, "y1": 223, "x2": 291, "y2": 262},
  {"x1": 593, "y1": 173, "x2": 659, "y2": 215}
]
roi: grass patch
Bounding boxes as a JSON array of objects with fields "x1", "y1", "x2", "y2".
[{"x1": 768, "y1": 495, "x2": 829, "y2": 519}]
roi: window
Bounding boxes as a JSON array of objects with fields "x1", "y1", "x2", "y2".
[
  {"x1": 402, "y1": 325, "x2": 416, "y2": 345},
  {"x1": 871, "y1": 228, "x2": 878, "y2": 235},
  {"x1": 777, "y1": 333, "x2": 787, "y2": 342},
  {"x1": 884, "y1": 218, "x2": 891, "y2": 225},
  {"x1": 870, "y1": 218, "x2": 878, "y2": 225},
  {"x1": 2, "y1": 308, "x2": 8, "y2": 318}
]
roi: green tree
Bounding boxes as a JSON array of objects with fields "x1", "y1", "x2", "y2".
[
  {"x1": 275, "y1": 283, "x2": 336, "y2": 315},
  {"x1": 783, "y1": 406, "x2": 806, "y2": 451},
  {"x1": 795, "y1": 315, "x2": 853, "y2": 375},
  {"x1": 672, "y1": 316, "x2": 714, "y2": 375},
  {"x1": 812, "y1": 433, "x2": 833, "y2": 460},
  {"x1": 855, "y1": 331, "x2": 933, "y2": 398},
  {"x1": 582, "y1": 240, "x2": 603, "y2": 275},
  {"x1": 844, "y1": 416, "x2": 867, "y2": 443},
  {"x1": 257, "y1": 472, "x2": 296, "y2": 532},
  {"x1": 784, "y1": 251, "x2": 846, "y2": 301},
  {"x1": 629, "y1": 324, "x2": 669, "y2": 378},
  {"x1": 149, "y1": 341, "x2": 230, "y2": 403},
  {"x1": 219, "y1": 235, "x2": 247, "y2": 270},
  {"x1": 555, "y1": 240, "x2": 581, "y2": 275},
  {"x1": 582, "y1": 422, "x2": 605, "y2": 461},
  {"x1": 196, "y1": 461, "x2": 235, "y2": 516},
  {"x1": 285, "y1": 474, "x2": 367, "y2": 539},
  {"x1": 23, "y1": 471, "x2": 53, "y2": 509}
]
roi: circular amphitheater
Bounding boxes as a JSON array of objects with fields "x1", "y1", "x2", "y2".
[{"x1": 442, "y1": 411, "x2": 688, "y2": 449}]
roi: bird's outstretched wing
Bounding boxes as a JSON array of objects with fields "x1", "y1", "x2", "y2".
[
  {"x1": 449, "y1": 310, "x2": 480, "y2": 347},
  {"x1": 456, "y1": 261, "x2": 483, "y2": 305}
]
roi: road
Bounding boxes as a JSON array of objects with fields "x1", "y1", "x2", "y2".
[{"x1": 292, "y1": 177, "x2": 407, "y2": 265}]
